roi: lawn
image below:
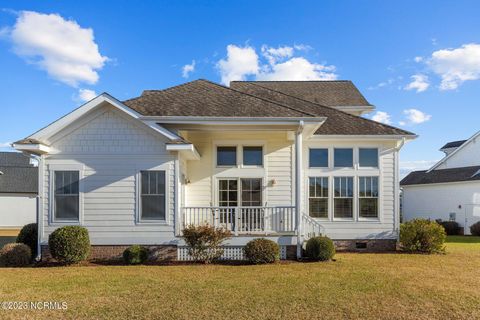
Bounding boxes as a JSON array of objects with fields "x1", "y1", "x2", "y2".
[{"x1": 1, "y1": 237, "x2": 479, "y2": 320}]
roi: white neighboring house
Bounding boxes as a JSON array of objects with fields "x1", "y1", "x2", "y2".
[
  {"x1": 0, "y1": 152, "x2": 37, "y2": 233},
  {"x1": 401, "y1": 131, "x2": 480, "y2": 234},
  {"x1": 13, "y1": 79, "x2": 415, "y2": 260}
]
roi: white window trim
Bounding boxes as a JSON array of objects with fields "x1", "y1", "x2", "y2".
[
  {"x1": 135, "y1": 164, "x2": 171, "y2": 225},
  {"x1": 307, "y1": 176, "x2": 330, "y2": 220},
  {"x1": 332, "y1": 176, "x2": 355, "y2": 221},
  {"x1": 357, "y1": 176, "x2": 380, "y2": 221},
  {"x1": 308, "y1": 147, "x2": 329, "y2": 169},
  {"x1": 215, "y1": 177, "x2": 264, "y2": 207},
  {"x1": 48, "y1": 164, "x2": 84, "y2": 226},
  {"x1": 215, "y1": 145, "x2": 238, "y2": 168},
  {"x1": 213, "y1": 140, "x2": 266, "y2": 169},
  {"x1": 358, "y1": 147, "x2": 380, "y2": 169}
]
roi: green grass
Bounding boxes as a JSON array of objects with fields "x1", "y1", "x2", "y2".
[{"x1": 1, "y1": 237, "x2": 479, "y2": 320}]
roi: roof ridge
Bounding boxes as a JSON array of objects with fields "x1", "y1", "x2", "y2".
[
  {"x1": 197, "y1": 79, "x2": 317, "y2": 117},
  {"x1": 243, "y1": 82, "x2": 415, "y2": 136},
  {"x1": 232, "y1": 80, "x2": 354, "y2": 83}
]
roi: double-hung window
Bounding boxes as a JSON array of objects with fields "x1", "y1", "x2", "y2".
[
  {"x1": 309, "y1": 177, "x2": 329, "y2": 218},
  {"x1": 359, "y1": 177, "x2": 379, "y2": 218},
  {"x1": 140, "y1": 171, "x2": 166, "y2": 221},
  {"x1": 334, "y1": 177, "x2": 353, "y2": 218},
  {"x1": 54, "y1": 171, "x2": 80, "y2": 221}
]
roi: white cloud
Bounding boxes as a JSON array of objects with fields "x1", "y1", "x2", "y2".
[
  {"x1": 404, "y1": 74, "x2": 429, "y2": 92},
  {"x1": 258, "y1": 57, "x2": 337, "y2": 81},
  {"x1": 402, "y1": 108, "x2": 431, "y2": 125},
  {"x1": 77, "y1": 89, "x2": 97, "y2": 102},
  {"x1": 0, "y1": 142, "x2": 12, "y2": 148},
  {"x1": 182, "y1": 60, "x2": 195, "y2": 78},
  {"x1": 216, "y1": 45, "x2": 259, "y2": 85},
  {"x1": 216, "y1": 44, "x2": 337, "y2": 85},
  {"x1": 8, "y1": 11, "x2": 108, "y2": 86},
  {"x1": 427, "y1": 43, "x2": 480, "y2": 90},
  {"x1": 414, "y1": 56, "x2": 423, "y2": 63},
  {"x1": 371, "y1": 111, "x2": 392, "y2": 125},
  {"x1": 261, "y1": 45, "x2": 294, "y2": 64}
]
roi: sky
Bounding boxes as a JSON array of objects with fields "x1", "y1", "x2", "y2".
[{"x1": 0, "y1": 0, "x2": 479, "y2": 176}]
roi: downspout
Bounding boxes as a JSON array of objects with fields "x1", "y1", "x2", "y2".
[
  {"x1": 174, "y1": 155, "x2": 180, "y2": 236},
  {"x1": 393, "y1": 137, "x2": 406, "y2": 240},
  {"x1": 295, "y1": 121, "x2": 304, "y2": 259},
  {"x1": 28, "y1": 153, "x2": 43, "y2": 261}
]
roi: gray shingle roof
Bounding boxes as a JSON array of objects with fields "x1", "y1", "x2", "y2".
[
  {"x1": 440, "y1": 140, "x2": 467, "y2": 150},
  {"x1": 0, "y1": 152, "x2": 38, "y2": 194},
  {"x1": 124, "y1": 80, "x2": 311, "y2": 117},
  {"x1": 231, "y1": 80, "x2": 372, "y2": 107},
  {"x1": 400, "y1": 166, "x2": 480, "y2": 186},
  {"x1": 123, "y1": 79, "x2": 414, "y2": 136},
  {"x1": 231, "y1": 82, "x2": 414, "y2": 136}
]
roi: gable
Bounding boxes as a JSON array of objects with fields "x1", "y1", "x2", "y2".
[{"x1": 435, "y1": 134, "x2": 480, "y2": 170}]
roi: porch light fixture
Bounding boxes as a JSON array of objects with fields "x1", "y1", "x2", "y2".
[{"x1": 270, "y1": 179, "x2": 277, "y2": 187}]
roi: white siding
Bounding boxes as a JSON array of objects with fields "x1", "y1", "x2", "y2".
[
  {"x1": 402, "y1": 181, "x2": 480, "y2": 234},
  {"x1": 0, "y1": 193, "x2": 36, "y2": 228},
  {"x1": 40, "y1": 106, "x2": 177, "y2": 245},
  {"x1": 436, "y1": 135, "x2": 480, "y2": 169}
]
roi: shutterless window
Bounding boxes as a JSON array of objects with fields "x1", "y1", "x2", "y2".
[
  {"x1": 54, "y1": 171, "x2": 79, "y2": 221},
  {"x1": 309, "y1": 177, "x2": 329, "y2": 218},
  {"x1": 334, "y1": 148, "x2": 353, "y2": 167},
  {"x1": 217, "y1": 146, "x2": 237, "y2": 166},
  {"x1": 309, "y1": 148, "x2": 328, "y2": 167},
  {"x1": 243, "y1": 146, "x2": 263, "y2": 166},
  {"x1": 359, "y1": 177, "x2": 379, "y2": 218},
  {"x1": 241, "y1": 178, "x2": 262, "y2": 206},
  {"x1": 334, "y1": 177, "x2": 353, "y2": 218},
  {"x1": 141, "y1": 171, "x2": 166, "y2": 220},
  {"x1": 219, "y1": 179, "x2": 238, "y2": 207},
  {"x1": 359, "y1": 148, "x2": 379, "y2": 167}
]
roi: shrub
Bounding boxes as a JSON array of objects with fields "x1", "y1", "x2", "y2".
[
  {"x1": 123, "y1": 245, "x2": 149, "y2": 265},
  {"x1": 182, "y1": 224, "x2": 232, "y2": 263},
  {"x1": 16, "y1": 223, "x2": 38, "y2": 257},
  {"x1": 305, "y1": 236, "x2": 335, "y2": 261},
  {"x1": 48, "y1": 226, "x2": 90, "y2": 264},
  {"x1": 244, "y1": 238, "x2": 280, "y2": 264},
  {"x1": 437, "y1": 220, "x2": 460, "y2": 236},
  {"x1": 400, "y1": 219, "x2": 446, "y2": 254},
  {"x1": 0, "y1": 243, "x2": 32, "y2": 267},
  {"x1": 470, "y1": 221, "x2": 480, "y2": 236}
]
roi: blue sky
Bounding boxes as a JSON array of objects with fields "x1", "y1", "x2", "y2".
[{"x1": 0, "y1": 0, "x2": 479, "y2": 175}]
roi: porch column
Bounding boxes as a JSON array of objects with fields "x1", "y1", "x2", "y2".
[{"x1": 295, "y1": 121, "x2": 304, "y2": 259}]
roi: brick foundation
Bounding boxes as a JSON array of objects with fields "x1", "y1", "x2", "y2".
[
  {"x1": 41, "y1": 245, "x2": 177, "y2": 262},
  {"x1": 333, "y1": 239, "x2": 397, "y2": 252}
]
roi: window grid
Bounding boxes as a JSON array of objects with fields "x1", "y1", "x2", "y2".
[
  {"x1": 241, "y1": 178, "x2": 262, "y2": 207},
  {"x1": 309, "y1": 177, "x2": 329, "y2": 218},
  {"x1": 359, "y1": 176, "x2": 379, "y2": 218},
  {"x1": 334, "y1": 177, "x2": 354, "y2": 219},
  {"x1": 140, "y1": 171, "x2": 166, "y2": 221},
  {"x1": 54, "y1": 171, "x2": 80, "y2": 221},
  {"x1": 219, "y1": 179, "x2": 238, "y2": 207}
]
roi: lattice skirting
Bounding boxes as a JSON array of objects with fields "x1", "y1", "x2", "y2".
[{"x1": 177, "y1": 246, "x2": 288, "y2": 261}]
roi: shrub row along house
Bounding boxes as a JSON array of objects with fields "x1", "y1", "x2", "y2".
[
  {"x1": 13, "y1": 79, "x2": 415, "y2": 260},
  {"x1": 401, "y1": 130, "x2": 480, "y2": 234}
]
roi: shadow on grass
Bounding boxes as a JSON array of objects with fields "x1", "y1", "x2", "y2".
[{"x1": 446, "y1": 235, "x2": 480, "y2": 243}]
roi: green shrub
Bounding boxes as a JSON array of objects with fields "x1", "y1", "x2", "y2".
[
  {"x1": 0, "y1": 243, "x2": 32, "y2": 267},
  {"x1": 123, "y1": 245, "x2": 149, "y2": 265},
  {"x1": 470, "y1": 221, "x2": 480, "y2": 236},
  {"x1": 400, "y1": 219, "x2": 446, "y2": 254},
  {"x1": 48, "y1": 226, "x2": 90, "y2": 264},
  {"x1": 437, "y1": 220, "x2": 460, "y2": 236},
  {"x1": 182, "y1": 224, "x2": 232, "y2": 263},
  {"x1": 16, "y1": 223, "x2": 37, "y2": 257},
  {"x1": 305, "y1": 236, "x2": 335, "y2": 261},
  {"x1": 244, "y1": 238, "x2": 280, "y2": 264}
]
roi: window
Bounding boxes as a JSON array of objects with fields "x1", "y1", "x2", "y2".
[
  {"x1": 243, "y1": 146, "x2": 263, "y2": 166},
  {"x1": 359, "y1": 177, "x2": 379, "y2": 218},
  {"x1": 54, "y1": 171, "x2": 79, "y2": 221},
  {"x1": 219, "y1": 179, "x2": 238, "y2": 207},
  {"x1": 309, "y1": 177, "x2": 329, "y2": 218},
  {"x1": 359, "y1": 148, "x2": 379, "y2": 167},
  {"x1": 217, "y1": 146, "x2": 237, "y2": 166},
  {"x1": 334, "y1": 148, "x2": 353, "y2": 167},
  {"x1": 241, "y1": 178, "x2": 262, "y2": 206},
  {"x1": 140, "y1": 171, "x2": 166, "y2": 220},
  {"x1": 334, "y1": 177, "x2": 353, "y2": 218},
  {"x1": 309, "y1": 148, "x2": 328, "y2": 167}
]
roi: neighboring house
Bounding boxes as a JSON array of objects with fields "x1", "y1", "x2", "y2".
[
  {"x1": 0, "y1": 152, "x2": 38, "y2": 234},
  {"x1": 13, "y1": 79, "x2": 415, "y2": 260},
  {"x1": 401, "y1": 131, "x2": 480, "y2": 234}
]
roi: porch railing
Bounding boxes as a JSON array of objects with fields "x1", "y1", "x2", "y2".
[{"x1": 181, "y1": 206, "x2": 296, "y2": 235}]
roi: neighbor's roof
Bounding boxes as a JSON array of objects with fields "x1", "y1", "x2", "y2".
[
  {"x1": 0, "y1": 152, "x2": 38, "y2": 194},
  {"x1": 124, "y1": 79, "x2": 413, "y2": 136},
  {"x1": 400, "y1": 165, "x2": 480, "y2": 186},
  {"x1": 440, "y1": 140, "x2": 467, "y2": 150},
  {"x1": 231, "y1": 80, "x2": 373, "y2": 107}
]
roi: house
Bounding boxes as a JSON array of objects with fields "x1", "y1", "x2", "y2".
[
  {"x1": 13, "y1": 79, "x2": 415, "y2": 260},
  {"x1": 0, "y1": 152, "x2": 38, "y2": 237},
  {"x1": 401, "y1": 131, "x2": 480, "y2": 235}
]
